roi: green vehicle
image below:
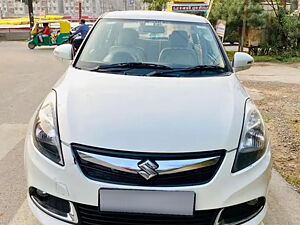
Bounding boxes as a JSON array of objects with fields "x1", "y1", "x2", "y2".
[{"x1": 28, "y1": 20, "x2": 71, "y2": 49}]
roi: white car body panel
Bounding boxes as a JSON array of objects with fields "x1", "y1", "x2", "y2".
[
  {"x1": 103, "y1": 10, "x2": 209, "y2": 23},
  {"x1": 55, "y1": 67, "x2": 248, "y2": 152},
  {"x1": 25, "y1": 127, "x2": 271, "y2": 223},
  {"x1": 24, "y1": 10, "x2": 272, "y2": 225},
  {"x1": 25, "y1": 129, "x2": 271, "y2": 209}
]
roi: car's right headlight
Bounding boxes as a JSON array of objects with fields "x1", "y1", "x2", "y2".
[
  {"x1": 232, "y1": 99, "x2": 267, "y2": 172},
  {"x1": 33, "y1": 91, "x2": 64, "y2": 165}
]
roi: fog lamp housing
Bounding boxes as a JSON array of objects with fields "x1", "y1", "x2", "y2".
[
  {"x1": 29, "y1": 187, "x2": 78, "y2": 223},
  {"x1": 217, "y1": 197, "x2": 266, "y2": 225}
]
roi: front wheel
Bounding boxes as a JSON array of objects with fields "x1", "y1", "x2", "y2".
[{"x1": 28, "y1": 43, "x2": 36, "y2": 49}]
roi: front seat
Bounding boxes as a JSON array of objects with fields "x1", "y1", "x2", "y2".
[
  {"x1": 159, "y1": 30, "x2": 198, "y2": 66},
  {"x1": 104, "y1": 28, "x2": 145, "y2": 63}
]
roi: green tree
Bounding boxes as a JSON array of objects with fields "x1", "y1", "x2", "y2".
[
  {"x1": 209, "y1": 0, "x2": 265, "y2": 45},
  {"x1": 143, "y1": 0, "x2": 170, "y2": 11},
  {"x1": 263, "y1": 0, "x2": 300, "y2": 53}
]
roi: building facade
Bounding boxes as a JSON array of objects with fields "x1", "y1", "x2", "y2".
[
  {"x1": 32, "y1": 0, "x2": 64, "y2": 15},
  {"x1": 14, "y1": 0, "x2": 27, "y2": 15},
  {"x1": 0, "y1": 0, "x2": 16, "y2": 17},
  {"x1": 63, "y1": 0, "x2": 146, "y2": 17},
  {"x1": 0, "y1": 0, "x2": 146, "y2": 18},
  {"x1": 33, "y1": 0, "x2": 64, "y2": 15}
]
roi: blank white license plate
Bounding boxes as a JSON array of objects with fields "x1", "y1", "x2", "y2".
[{"x1": 99, "y1": 189, "x2": 195, "y2": 216}]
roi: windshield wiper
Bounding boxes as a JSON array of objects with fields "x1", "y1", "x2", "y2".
[
  {"x1": 146, "y1": 65, "x2": 226, "y2": 77},
  {"x1": 91, "y1": 62, "x2": 173, "y2": 72}
]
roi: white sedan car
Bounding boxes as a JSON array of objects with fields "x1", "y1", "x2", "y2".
[{"x1": 25, "y1": 11, "x2": 271, "y2": 225}]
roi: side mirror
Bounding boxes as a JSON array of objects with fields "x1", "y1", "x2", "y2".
[
  {"x1": 53, "y1": 44, "x2": 73, "y2": 60},
  {"x1": 233, "y1": 52, "x2": 254, "y2": 72}
]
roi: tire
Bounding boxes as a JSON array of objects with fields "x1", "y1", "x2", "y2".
[{"x1": 28, "y1": 43, "x2": 36, "y2": 49}]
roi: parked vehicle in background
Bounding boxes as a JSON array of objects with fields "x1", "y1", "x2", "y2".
[
  {"x1": 25, "y1": 11, "x2": 271, "y2": 225},
  {"x1": 28, "y1": 20, "x2": 71, "y2": 49}
]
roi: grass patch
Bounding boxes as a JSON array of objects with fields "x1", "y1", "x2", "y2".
[
  {"x1": 262, "y1": 112, "x2": 272, "y2": 123},
  {"x1": 275, "y1": 163, "x2": 300, "y2": 193},
  {"x1": 226, "y1": 51, "x2": 235, "y2": 61},
  {"x1": 294, "y1": 122, "x2": 300, "y2": 133},
  {"x1": 286, "y1": 175, "x2": 300, "y2": 193},
  {"x1": 254, "y1": 55, "x2": 300, "y2": 64},
  {"x1": 226, "y1": 51, "x2": 300, "y2": 64}
]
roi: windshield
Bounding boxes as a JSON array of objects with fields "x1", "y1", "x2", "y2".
[{"x1": 75, "y1": 19, "x2": 229, "y2": 77}]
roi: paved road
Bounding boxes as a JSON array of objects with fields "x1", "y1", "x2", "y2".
[
  {"x1": 0, "y1": 41, "x2": 67, "y2": 225},
  {"x1": 0, "y1": 41, "x2": 299, "y2": 225},
  {"x1": 238, "y1": 62, "x2": 300, "y2": 84}
]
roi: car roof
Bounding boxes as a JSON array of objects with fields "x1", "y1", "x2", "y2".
[{"x1": 102, "y1": 11, "x2": 209, "y2": 24}]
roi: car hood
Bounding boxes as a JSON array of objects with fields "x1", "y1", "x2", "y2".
[{"x1": 55, "y1": 67, "x2": 249, "y2": 153}]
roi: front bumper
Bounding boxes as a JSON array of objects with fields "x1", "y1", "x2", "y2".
[
  {"x1": 25, "y1": 131, "x2": 272, "y2": 225},
  {"x1": 28, "y1": 194, "x2": 267, "y2": 225}
]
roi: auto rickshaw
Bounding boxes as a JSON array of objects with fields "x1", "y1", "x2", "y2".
[{"x1": 28, "y1": 20, "x2": 71, "y2": 49}]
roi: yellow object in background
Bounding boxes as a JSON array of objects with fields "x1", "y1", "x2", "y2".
[
  {"x1": 0, "y1": 15, "x2": 64, "y2": 25},
  {"x1": 30, "y1": 20, "x2": 71, "y2": 34}
]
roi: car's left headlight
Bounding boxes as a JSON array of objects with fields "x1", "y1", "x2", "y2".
[
  {"x1": 232, "y1": 99, "x2": 267, "y2": 172},
  {"x1": 33, "y1": 91, "x2": 64, "y2": 165}
]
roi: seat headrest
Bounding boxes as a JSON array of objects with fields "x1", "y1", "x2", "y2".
[
  {"x1": 169, "y1": 30, "x2": 189, "y2": 48},
  {"x1": 118, "y1": 28, "x2": 139, "y2": 46},
  {"x1": 110, "y1": 52, "x2": 136, "y2": 63}
]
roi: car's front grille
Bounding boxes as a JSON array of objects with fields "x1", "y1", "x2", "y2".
[
  {"x1": 76, "y1": 203, "x2": 220, "y2": 225},
  {"x1": 72, "y1": 144, "x2": 225, "y2": 187}
]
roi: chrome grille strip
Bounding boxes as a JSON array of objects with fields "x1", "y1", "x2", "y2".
[{"x1": 77, "y1": 150, "x2": 221, "y2": 175}]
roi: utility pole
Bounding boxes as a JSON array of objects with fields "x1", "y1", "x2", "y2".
[
  {"x1": 239, "y1": 0, "x2": 249, "y2": 52},
  {"x1": 79, "y1": 0, "x2": 82, "y2": 20},
  {"x1": 27, "y1": 0, "x2": 34, "y2": 28},
  {"x1": 207, "y1": 0, "x2": 215, "y2": 18}
]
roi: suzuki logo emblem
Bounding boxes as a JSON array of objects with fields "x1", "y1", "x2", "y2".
[{"x1": 137, "y1": 160, "x2": 159, "y2": 180}]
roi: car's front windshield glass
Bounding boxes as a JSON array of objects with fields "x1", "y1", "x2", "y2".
[{"x1": 75, "y1": 19, "x2": 229, "y2": 77}]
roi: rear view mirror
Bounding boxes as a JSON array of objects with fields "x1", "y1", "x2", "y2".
[
  {"x1": 233, "y1": 52, "x2": 254, "y2": 72},
  {"x1": 53, "y1": 44, "x2": 73, "y2": 60}
]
